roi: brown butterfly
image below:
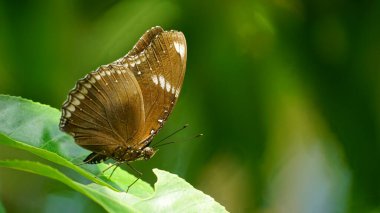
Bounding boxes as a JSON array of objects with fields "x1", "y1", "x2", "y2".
[{"x1": 59, "y1": 26, "x2": 187, "y2": 168}]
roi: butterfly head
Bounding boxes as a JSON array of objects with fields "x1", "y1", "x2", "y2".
[{"x1": 141, "y1": 146, "x2": 156, "y2": 160}]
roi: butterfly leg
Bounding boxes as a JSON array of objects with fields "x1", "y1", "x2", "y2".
[
  {"x1": 105, "y1": 162, "x2": 121, "y2": 179},
  {"x1": 97, "y1": 162, "x2": 120, "y2": 179},
  {"x1": 126, "y1": 163, "x2": 143, "y2": 193}
]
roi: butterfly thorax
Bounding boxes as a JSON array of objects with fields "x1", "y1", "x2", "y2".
[{"x1": 111, "y1": 146, "x2": 156, "y2": 162}]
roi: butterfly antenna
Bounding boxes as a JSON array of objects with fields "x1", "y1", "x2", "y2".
[
  {"x1": 152, "y1": 133, "x2": 203, "y2": 148},
  {"x1": 152, "y1": 124, "x2": 189, "y2": 147}
]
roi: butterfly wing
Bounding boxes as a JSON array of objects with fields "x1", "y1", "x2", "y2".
[
  {"x1": 60, "y1": 26, "x2": 187, "y2": 156},
  {"x1": 59, "y1": 65, "x2": 145, "y2": 155},
  {"x1": 117, "y1": 26, "x2": 187, "y2": 147}
]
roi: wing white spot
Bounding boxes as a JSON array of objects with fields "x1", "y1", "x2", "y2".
[
  {"x1": 67, "y1": 104, "x2": 75, "y2": 112},
  {"x1": 158, "y1": 74, "x2": 165, "y2": 90},
  {"x1": 84, "y1": 83, "x2": 91, "y2": 89},
  {"x1": 140, "y1": 54, "x2": 146, "y2": 62},
  {"x1": 64, "y1": 110, "x2": 71, "y2": 118},
  {"x1": 75, "y1": 93, "x2": 85, "y2": 100},
  {"x1": 88, "y1": 77, "x2": 96, "y2": 84},
  {"x1": 152, "y1": 74, "x2": 159, "y2": 85},
  {"x1": 174, "y1": 41, "x2": 185, "y2": 58},
  {"x1": 80, "y1": 87, "x2": 88, "y2": 94},
  {"x1": 72, "y1": 97, "x2": 80, "y2": 106},
  {"x1": 166, "y1": 82, "x2": 171, "y2": 92}
]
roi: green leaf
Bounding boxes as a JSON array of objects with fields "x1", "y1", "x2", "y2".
[
  {"x1": 0, "y1": 160, "x2": 227, "y2": 213},
  {"x1": 0, "y1": 95, "x2": 227, "y2": 212},
  {"x1": 0, "y1": 160, "x2": 138, "y2": 212}
]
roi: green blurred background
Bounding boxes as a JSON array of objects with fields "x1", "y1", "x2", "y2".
[{"x1": 0, "y1": 0, "x2": 380, "y2": 212}]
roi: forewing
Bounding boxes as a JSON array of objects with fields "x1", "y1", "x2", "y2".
[
  {"x1": 116, "y1": 26, "x2": 187, "y2": 147},
  {"x1": 59, "y1": 65, "x2": 145, "y2": 155}
]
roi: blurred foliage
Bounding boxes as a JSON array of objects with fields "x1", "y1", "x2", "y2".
[{"x1": 0, "y1": 0, "x2": 379, "y2": 212}]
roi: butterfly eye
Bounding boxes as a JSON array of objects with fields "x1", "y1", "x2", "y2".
[{"x1": 142, "y1": 147, "x2": 156, "y2": 160}]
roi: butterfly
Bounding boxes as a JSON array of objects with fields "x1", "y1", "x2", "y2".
[{"x1": 59, "y1": 26, "x2": 186, "y2": 168}]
